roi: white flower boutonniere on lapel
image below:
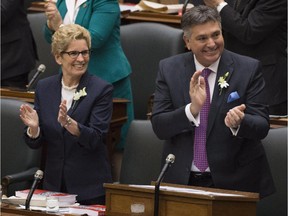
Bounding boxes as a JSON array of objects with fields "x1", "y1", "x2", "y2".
[
  {"x1": 218, "y1": 72, "x2": 229, "y2": 95},
  {"x1": 73, "y1": 87, "x2": 87, "y2": 101}
]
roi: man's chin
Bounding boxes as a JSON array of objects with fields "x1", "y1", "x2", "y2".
[{"x1": 204, "y1": 55, "x2": 220, "y2": 64}]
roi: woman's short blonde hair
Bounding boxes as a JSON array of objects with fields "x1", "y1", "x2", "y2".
[{"x1": 51, "y1": 24, "x2": 91, "y2": 55}]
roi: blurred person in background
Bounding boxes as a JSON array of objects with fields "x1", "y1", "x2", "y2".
[
  {"x1": 203, "y1": 0, "x2": 287, "y2": 115},
  {"x1": 1, "y1": 0, "x2": 38, "y2": 89}
]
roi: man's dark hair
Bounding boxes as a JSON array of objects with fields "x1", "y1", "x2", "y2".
[{"x1": 181, "y1": 5, "x2": 221, "y2": 38}]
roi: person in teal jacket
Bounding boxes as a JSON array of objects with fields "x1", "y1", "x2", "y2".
[{"x1": 44, "y1": 0, "x2": 133, "y2": 149}]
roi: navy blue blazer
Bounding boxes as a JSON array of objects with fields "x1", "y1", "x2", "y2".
[
  {"x1": 151, "y1": 50, "x2": 275, "y2": 198},
  {"x1": 24, "y1": 72, "x2": 113, "y2": 201}
]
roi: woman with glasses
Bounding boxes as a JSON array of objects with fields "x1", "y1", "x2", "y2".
[
  {"x1": 44, "y1": 0, "x2": 134, "y2": 150},
  {"x1": 20, "y1": 24, "x2": 113, "y2": 205}
]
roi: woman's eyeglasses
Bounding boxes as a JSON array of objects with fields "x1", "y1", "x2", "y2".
[{"x1": 61, "y1": 50, "x2": 90, "y2": 59}]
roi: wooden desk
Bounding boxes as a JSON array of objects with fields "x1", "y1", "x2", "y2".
[
  {"x1": 104, "y1": 183, "x2": 259, "y2": 216},
  {"x1": 28, "y1": 2, "x2": 46, "y2": 13},
  {"x1": 0, "y1": 88, "x2": 128, "y2": 165},
  {"x1": 122, "y1": 11, "x2": 181, "y2": 27},
  {"x1": 269, "y1": 116, "x2": 288, "y2": 128}
]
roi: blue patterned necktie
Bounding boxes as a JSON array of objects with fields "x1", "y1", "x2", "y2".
[{"x1": 194, "y1": 68, "x2": 211, "y2": 172}]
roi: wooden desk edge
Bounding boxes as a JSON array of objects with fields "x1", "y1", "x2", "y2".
[
  {"x1": 269, "y1": 117, "x2": 288, "y2": 126},
  {"x1": 104, "y1": 183, "x2": 259, "y2": 202},
  {"x1": 123, "y1": 11, "x2": 181, "y2": 24}
]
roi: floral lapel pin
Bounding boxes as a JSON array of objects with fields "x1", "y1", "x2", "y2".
[
  {"x1": 218, "y1": 72, "x2": 229, "y2": 95},
  {"x1": 73, "y1": 87, "x2": 87, "y2": 101},
  {"x1": 71, "y1": 87, "x2": 87, "y2": 109}
]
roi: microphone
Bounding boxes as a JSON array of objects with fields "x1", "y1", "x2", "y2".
[
  {"x1": 156, "y1": 154, "x2": 175, "y2": 184},
  {"x1": 27, "y1": 64, "x2": 46, "y2": 91},
  {"x1": 25, "y1": 170, "x2": 44, "y2": 210},
  {"x1": 154, "y1": 154, "x2": 175, "y2": 216}
]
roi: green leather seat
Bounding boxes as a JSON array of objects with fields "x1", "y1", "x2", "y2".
[
  {"x1": 120, "y1": 22, "x2": 186, "y2": 119},
  {"x1": 257, "y1": 127, "x2": 287, "y2": 216},
  {"x1": 119, "y1": 120, "x2": 164, "y2": 184},
  {"x1": 1, "y1": 98, "x2": 42, "y2": 196}
]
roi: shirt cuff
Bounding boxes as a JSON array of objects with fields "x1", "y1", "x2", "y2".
[
  {"x1": 216, "y1": 2, "x2": 228, "y2": 12},
  {"x1": 185, "y1": 103, "x2": 200, "y2": 126},
  {"x1": 230, "y1": 125, "x2": 240, "y2": 136},
  {"x1": 27, "y1": 127, "x2": 40, "y2": 139}
]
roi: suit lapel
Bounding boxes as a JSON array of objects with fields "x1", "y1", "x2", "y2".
[
  {"x1": 207, "y1": 50, "x2": 234, "y2": 136},
  {"x1": 58, "y1": 0, "x2": 90, "y2": 25},
  {"x1": 68, "y1": 72, "x2": 90, "y2": 116},
  {"x1": 180, "y1": 51, "x2": 235, "y2": 137},
  {"x1": 75, "y1": 0, "x2": 90, "y2": 25},
  {"x1": 58, "y1": 0, "x2": 68, "y2": 18},
  {"x1": 48, "y1": 75, "x2": 63, "y2": 131},
  {"x1": 182, "y1": 53, "x2": 196, "y2": 104}
]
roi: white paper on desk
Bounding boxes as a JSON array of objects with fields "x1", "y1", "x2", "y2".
[
  {"x1": 160, "y1": 186, "x2": 244, "y2": 197},
  {"x1": 119, "y1": 4, "x2": 139, "y2": 12},
  {"x1": 135, "y1": 0, "x2": 193, "y2": 14},
  {"x1": 2, "y1": 196, "x2": 79, "y2": 207},
  {"x1": 2, "y1": 196, "x2": 47, "y2": 207},
  {"x1": 129, "y1": 185, "x2": 244, "y2": 197},
  {"x1": 269, "y1": 114, "x2": 288, "y2": 118},
  {"x1": 18, "y1": 205, "x2": 69, "y2": 213},
  {"x1": 17, "y1": 203, "x2": 80, "y2": 213}
]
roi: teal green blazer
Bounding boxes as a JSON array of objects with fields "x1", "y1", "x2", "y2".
[{"x1": 44, "y1": 0, "x2": 131, "y2": 83}]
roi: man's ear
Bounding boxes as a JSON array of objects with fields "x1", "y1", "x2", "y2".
[{"x1": 183, "y1": 35, "x2": 190, "y2": 50}]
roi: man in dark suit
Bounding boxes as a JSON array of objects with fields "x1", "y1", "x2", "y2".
[
  {"x1": 203, "y1": 0, "x2": 287, "y2": 115},
  {"x1": 151, "y1": 5, "x2": 275, "y2": 199},
  {"x1": 1, "y1": 0, "x2": 38, "y2": 88}
]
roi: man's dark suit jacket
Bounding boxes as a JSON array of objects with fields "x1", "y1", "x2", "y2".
[
  {"x1": 1, "y1": 0, "x2": 38, "y2": 80},
  {"x1": 24, "y1": 72, "x2": 113, "y2": 201},
  {"x1": 151, "y1": 50, "x2": 275, "y2": 198},
  {"x1": 220, "y1": 0, "x2": 287, "y2": 107}
]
